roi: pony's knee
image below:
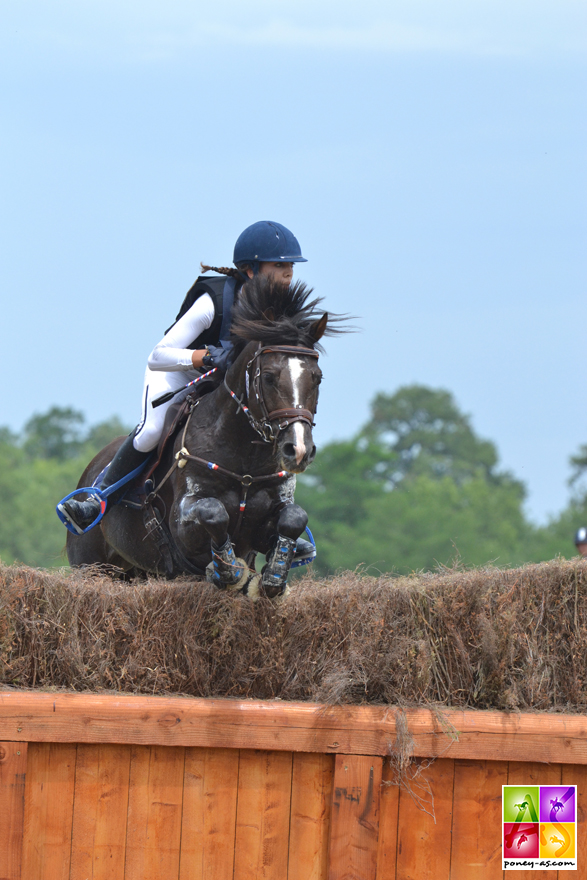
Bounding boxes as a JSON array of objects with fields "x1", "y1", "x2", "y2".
[
  {"x1": 195, "y1": 498, "x2": 229, "y2": 545},
  {"x1": 277, "y1": 504, "x2": 308, "y2": 540}
]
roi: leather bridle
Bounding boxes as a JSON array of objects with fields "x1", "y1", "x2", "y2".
[{"x1": 224, "y1": 344, "x2": 320, "y2": 444}]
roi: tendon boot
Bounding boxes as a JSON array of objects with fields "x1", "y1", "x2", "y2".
[
  {"x1": 58, "y1": 434, "x2": 150, "y2": 535},
  {"x1": 206, "y1": 538, "x2": 246, "y2": 588},
  {"x1": 262, "y1": 534, "x2": 296, "y2": 598}
]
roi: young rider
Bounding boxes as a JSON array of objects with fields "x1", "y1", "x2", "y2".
[{"x1": 58, "y1": 221, "x2": 307, "y2": 535}]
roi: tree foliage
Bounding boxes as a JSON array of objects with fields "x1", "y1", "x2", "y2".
[
  {"x1": 298, "y1": 385, "x2": 581, "y2": 575},
  {"x1": 0, "y1": 409, "x2": 131, "y2": 568},
  {"x1": 0, "y1": 388, "x2": 585, "y2": 573}
]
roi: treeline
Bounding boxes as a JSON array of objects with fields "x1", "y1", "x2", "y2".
[{"x1": 0, "y1": 389, "x2": 585, "y2": 573}]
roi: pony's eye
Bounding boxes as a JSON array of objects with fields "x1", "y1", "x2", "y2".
[
  {"x1": 312, "y1": 371, "x2": 322, "y2": 386},
  {"x1": 262, "y1": 372, "x2": 276, "y2": 386}
]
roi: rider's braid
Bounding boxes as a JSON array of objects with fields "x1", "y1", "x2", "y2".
[{"x1": 200, "y1": 262, "x2": 243, "y2": 279}]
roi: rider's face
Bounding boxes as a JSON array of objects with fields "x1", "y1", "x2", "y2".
[
  {"x1": 577, "y1": 542, "x2": 587, "y2": 558},
  {"x1": 246, "y1": 262, "x2": 294, "y2": 283}
]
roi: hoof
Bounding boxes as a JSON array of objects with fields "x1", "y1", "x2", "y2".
[{"x1": 206, "y1": 558, "x2": 249, "y2": 591}]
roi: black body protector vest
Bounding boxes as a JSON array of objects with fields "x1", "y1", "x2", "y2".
[{"x1": 166, "y1": 275, "x2": 236, "y2": 350}]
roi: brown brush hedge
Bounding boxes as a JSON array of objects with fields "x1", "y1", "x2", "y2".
[{"x1": 1, "y1": 559, "x2": 586, "y2": 711}]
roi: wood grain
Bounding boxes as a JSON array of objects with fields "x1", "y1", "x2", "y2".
[
  {"x1": 124, "y1": 745, "x2": 185, "y2": 880},
  {"x1": 70, "y1": 743, "x2": 131, "y2": 880},
  {"x1": 376, "y1": 760, "x2": 400, "y2": 880},
  {"x1": 179, "y1": 746, "x2": 239, "y2": 880},
  {"x1": 563, "y1": 763, "x2": 585, "y2": 875},
  {"x1": 395, "y1": 758, "x2": 454, "y2": 880},
  {"x1": 288, "y1": 752, "x2": 334, "y2": 880},
  {"x1": 0, "y1": 741, "x2": 27, "y2": 880},
  {"x1": 450, "y1": 759, "x2": 507, "y2": 880},
  {"x1": 233, "y1": 749, "x2": 293, "y2": 880},
  {"x1": 21, "y1": 743, "x2": 76, "y2": 880},
  {"x1": 327, "y1": 754, "x2": 382, "y2": 880},
  {"x1": 3, "y1": 692, "x2": 587, "y2": 763}
]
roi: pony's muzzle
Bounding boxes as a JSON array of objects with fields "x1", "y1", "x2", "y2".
[{"x1": 279, "y1": 422, "x2": 316, "y2": 473}]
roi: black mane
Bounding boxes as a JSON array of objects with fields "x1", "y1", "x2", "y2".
[{"x1": 230, "y1": 276, "x2": 339, "y2": 356}]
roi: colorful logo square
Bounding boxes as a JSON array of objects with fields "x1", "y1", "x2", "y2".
[
  {"x1": 540, "y1": 822, "x2": 576, "y2": 859},
  {"x1": 503, "y1": 786, "x2": 539, "y2": 823},
  {"x1": 504, "y1": 823, "x2": 539, "y2": 858},
  {"x1": 539, "y1": 786, "x2": 576, "y2": 823}
]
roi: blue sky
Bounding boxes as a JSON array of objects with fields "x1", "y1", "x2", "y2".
[{"x1": 1, "y1": 0, "x2": 585, "y2": 522}]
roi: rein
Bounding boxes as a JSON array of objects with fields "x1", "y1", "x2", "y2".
[{"x1": 224, "y1": 344, "x2": 319, "y2": 444}]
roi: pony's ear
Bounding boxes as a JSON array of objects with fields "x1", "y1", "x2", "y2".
[{"x1": 310, "y1": 312, "x2": 328, "y2": 342}]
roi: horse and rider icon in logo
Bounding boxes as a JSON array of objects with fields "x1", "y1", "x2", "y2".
[{"x1": 503, "y1": 785, "x2": 577, "y2": 864}]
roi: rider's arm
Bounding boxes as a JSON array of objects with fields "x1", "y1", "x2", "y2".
[{"x1": 147, "y1": 294, "x2": 215, "y2": 372}]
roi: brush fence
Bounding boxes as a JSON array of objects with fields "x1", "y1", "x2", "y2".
[{"x1": 0, "y1": 693, "x2": 586, "y2": 879}]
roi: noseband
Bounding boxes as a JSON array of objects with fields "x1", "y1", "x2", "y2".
[{"x1": 224, "y1": 344, "x2": 320, "y2": 444}]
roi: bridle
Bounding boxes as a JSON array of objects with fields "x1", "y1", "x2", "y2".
[{"x1": 224, "y1": 344, "x2": 320, "y2": 444}]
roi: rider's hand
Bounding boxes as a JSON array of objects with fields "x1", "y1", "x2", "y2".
[{"x1": 202, "y1": 344, "x2": 234, "y2": 371}]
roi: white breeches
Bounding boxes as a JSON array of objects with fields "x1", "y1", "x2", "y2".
[{"x1": 133, "y1": 367, "x2": 197, "y2": 453}]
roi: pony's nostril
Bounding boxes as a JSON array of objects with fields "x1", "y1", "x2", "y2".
[
  {"x1": 283, "y1": 443, "x2": 296, "y2": 459},
  {"x1": 308, "y1": 445, "x2": 317, "y2": 461}
]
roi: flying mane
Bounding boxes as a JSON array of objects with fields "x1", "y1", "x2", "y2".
[{"x1": 230, "y1": 276, "x2": 342, "y2": 356}]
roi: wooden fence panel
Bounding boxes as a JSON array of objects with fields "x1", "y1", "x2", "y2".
[
  {"x1": 21, "y1": 743, "x2": 76, "y2": 880},
  {"x1": 69, "y1": 743, "x2": 131, "y2": 880},
  {"x1": 376, "y1": 760, "x2": 400, "y2": 880},
  {"x1": 0, "y1": 742, "x2": 27, "y2": 880},
  {"x1": 233, "y1": 749, "x2": 293, "y2": 880},
  {"x1": 450, "y1": 759, "x2": 507, "y2": 880},
  {"x1": 328, "y1": 754, "x2": 382, "y2": 880},
  {"x1": 288, "y1": 752, "x2": 334, "y2": 880},
  {"x1": 563, "y1": 764, "x2": 586, "y2": 877},
  {"x1": 179, "y1": 746, "x2": 239, "y2": 880},
  {"x1": 124, "y1": 745, "x2": 185, "y2": 880},
  {"x1": 394, "y1": 758, "x2": 454, "y2": 880}
]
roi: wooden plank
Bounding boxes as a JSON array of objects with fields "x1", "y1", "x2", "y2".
[
  {"x1": 21, "y1": 743, "x2": 76, "y2": 880},
  {"x1": 376, "y1": 760, "x2": 400, "y2": 880},
  {"x1": 179, "y1": 747, "x2": 239, "y2": 880},
  {"x1": 394, "y1": 758, "x2": 454, "y2": 880},
  {"x1": 233, "y1": 749, "x2": 293, "y2": 880},
  {"x1": 69, "y1": 743, "x2": 131, "y2": 880},
  {"x1": 0, "y1": 742, "x2": 27, "y2": 880},
  {"x1": 288, "y1": 752, "x2": 333, "y2": 880},
  {"x1": 327, "y1": 754, "x2": 382, "y2": 880},
  {"x1": 450, "y1": 759, "x2": 507, "y2": 880},
  {"x1": 563, "y1": 764, "x2": 585, "y2": 874},
  {"x1": 4, "y1": 692, "x2": 587, "y2": 762},
  {"x1": 507, "y1": 762, "x2": 563, "y2": 880},
  {"x1": 124, "y1": 745, "x2": 185, "y2": 880}
]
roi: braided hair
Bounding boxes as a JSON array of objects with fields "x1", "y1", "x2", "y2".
[{"x1": 200, "y1": 262, "x2": 249, "y2": 281}]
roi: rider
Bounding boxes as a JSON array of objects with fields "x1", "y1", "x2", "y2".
[
  {"x1": 58, "y1": 221, "x2": 309, "y2": 537},
  {"x1": 574, "y1": 527, "x2": 587, "y2": 558}
]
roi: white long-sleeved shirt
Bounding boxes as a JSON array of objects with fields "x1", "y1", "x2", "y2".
[{"x1": 147, "y1": 293, "x2": 216, "y2": 372}]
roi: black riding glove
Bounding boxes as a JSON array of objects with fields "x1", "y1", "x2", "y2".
[{"x1": 202, "y1": 344, "x2": 234, "y2": 372}]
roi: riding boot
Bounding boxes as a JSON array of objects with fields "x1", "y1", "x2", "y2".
[{"x1": 58, "y1": 433, "x2": 150, "y2": 534}]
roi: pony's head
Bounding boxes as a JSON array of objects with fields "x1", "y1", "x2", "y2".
[{"x1": 227, "y1": 277, "x2": 343, "y2": 472}]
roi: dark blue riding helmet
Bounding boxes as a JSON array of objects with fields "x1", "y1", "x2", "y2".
[{"x1": 233, "y1": 221, "x2": 307, "y2": 268}]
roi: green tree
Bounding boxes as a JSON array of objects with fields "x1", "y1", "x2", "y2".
[
  {"x1": 22, "y1": 406, "x2": 85, "y2": 461},
  {"x1": 0, "y1": 410, "x2": 131, "y2": 568},
  {"x1": 299, "y1": 386, "x2": 531, "y2": 575},
  {"x1": 364, "y1": 385, "x2": 517, "y2": 488}
]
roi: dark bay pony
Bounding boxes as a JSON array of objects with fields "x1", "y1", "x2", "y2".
[{"x1": 67, "y1": 277, "x2": 337, "y2": 597}]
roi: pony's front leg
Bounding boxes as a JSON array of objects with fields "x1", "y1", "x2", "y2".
[
  {"x1": 193, "y1": 498, "x2": 246, "y2": 588},
  {"x1": 262, "y1": 504, "x2": 308, "y2": 598}
]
